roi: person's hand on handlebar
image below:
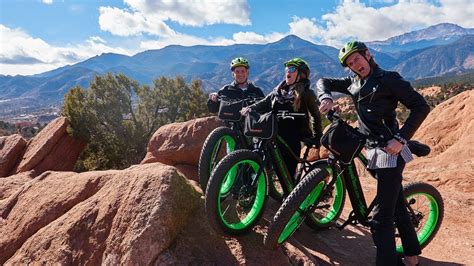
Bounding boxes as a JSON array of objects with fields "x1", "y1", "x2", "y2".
[
  {"x1": 209, "y1": 92, "x2": 218, "y2": 102},
  {"x1": 319, "y1": 98, "x2": 334, "y2": 114},
  {"x1": 385, "y1": 139, "x2": 403, "y2": 155},
  {"x1": 240, "y1": 107, "x2": 252, "y2": 116}
]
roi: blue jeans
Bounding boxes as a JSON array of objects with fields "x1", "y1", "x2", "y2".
[{"x1": 370, "y1": 156, "x2": 421, "y2": 266}]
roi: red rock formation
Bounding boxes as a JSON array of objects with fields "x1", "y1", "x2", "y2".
[
  {"x1": 0, "y1": 171, "x2": 34, "y2": 200},
  {"x1": 1, "y1": 92, "x2": 473, "y2": 264},
  {"x1": 141, "y1": 116, "x2": 223, "y2": 166},
  {"x1": 0, "y1": 134, "x2": 26, "y2": 177},
  {"x1": 406, "y1": 90, "x2": 474, "y2": 192},
  {"x1": 141, "y1": 116, "x2": 223, "y2": 182},
  {"x1": 419, "y1": 86, "x2": 442, "y2": 97},
  {"x1": 0, "y1": 163, "x2": 200, "y2": 264},
  {"x1": 11, "y1": 117, "x2": 86, "y2": 176}
]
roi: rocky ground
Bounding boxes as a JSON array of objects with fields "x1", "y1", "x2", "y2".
[{"x1": 1, "y1": 91, "x2": 472, "y2": 264}]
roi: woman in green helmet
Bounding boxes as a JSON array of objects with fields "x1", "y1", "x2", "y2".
[
  {"x1": 317, "y1": 41, "x2": 430, "y2": 266},
  {"x1": 207, "y1": 57, "x2": 264, "y2": 113},
  {"x1": 241, "y1": 57, "x2": 323, "y2": 182}
]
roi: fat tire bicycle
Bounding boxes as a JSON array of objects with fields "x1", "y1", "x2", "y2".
[
  {"x1": 205, "y1": 110, "x2": 346, "y2": 236},
  {"x1": 264, "y1": 111, "x2": 444, "y2": 256},
  {"x1": 198, "y1": 97, "x2": 261, "y2": 192}
]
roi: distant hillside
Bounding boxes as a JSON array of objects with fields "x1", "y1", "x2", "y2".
[
  {"x1": 393, "y1": 35, "x2": 474, "y2": 79},
  {"x1": 368, "y1": 23, "x2": 474, "y2": 53},
  {"x1": 412, "y1": 71, "x2": 474, "y2": 88},
  {"x1": 1, "y1": 23, "x2": 474, "y2": 118}
]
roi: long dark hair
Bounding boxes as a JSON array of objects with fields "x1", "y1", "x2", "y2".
[{"x1": 292, "y1": 73, "x2": 309, "y2": 111}]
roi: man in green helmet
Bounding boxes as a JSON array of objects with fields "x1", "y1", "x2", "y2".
[
  {"x1": 241, "y1": 57, "x2": 323, "y2": 182},
  {"x1": 207, "y1": 57, "x2": 264, "y2": 113},
  {"x1": 316, "y1": 41, "x2": 430, "y2": 266}
]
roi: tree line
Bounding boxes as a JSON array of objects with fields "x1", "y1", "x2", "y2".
[{"x1": 62, "y1": 73, "x2": 209, "y2": 171}]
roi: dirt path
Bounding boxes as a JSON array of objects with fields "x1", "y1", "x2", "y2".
[
  {"x1": 260, "y1": 173, "x2": 474, "y2": 265},
  {"x1": 163, "y1": 169, "x2": 473, "y2": 265}
]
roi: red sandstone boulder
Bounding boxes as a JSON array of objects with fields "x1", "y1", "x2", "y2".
[
  {"x1": 0, "y1": 135, "x2": 26, "y2": 177},
  {"x1": 0, "y1": 163, "x2": 201, "y2": 265},
  {"x1": 0, "y1": 171, "x2": 34, "y2": 200},
  {"x1": 406, "y1": 90, "x2": 474, "y2": 192},
  {"x1": 12, "y1": 117, "x2": 86, "y2": 176},
  {"x1": 141, "y1": 116, "x2": 223, "y2": 166}
]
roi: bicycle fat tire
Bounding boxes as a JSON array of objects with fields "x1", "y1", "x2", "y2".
[{"x1": 205, "y1": 149, "x2": 267, "y2": 236}]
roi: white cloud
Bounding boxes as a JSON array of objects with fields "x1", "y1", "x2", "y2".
[
  {"x1": 229, "y1": 31, "x2": 285, "y2": 44},
  {"x1": 124, "y1": 0, "x2": 250, "y2": 27},
  {"x1": 315, "y1": 0, "x2": 474, "y2": 46},
  {"x1": 0, "y1": 25, "x2": 134, "y2": 75},
  {"x1": 4, "y1": 0, "x2": 472, "y2": 75},
  {"x1": 139, "y1": 31, "x2": 285, "y2": 50},
  {"x1": 288, "y1": 17, "x2": 325, "y2": 41},
  {"x1": 114, "y1": 0, "x2": 474, "y2": 53},
  {"x1": 89, "y1": 36, "x2": 107, "y2": 44},
  {"x1": 99, "y1": 0, "x2": 250, "y2": 37},
  {"x1": 42, "y1": 0, "x2": 53, "y2": 5},
  {"x1": 98, "y1": 7, "x2": 176, "y2": 37},
  {"x1": 140, "y1": 33, "x2": 211, "y2": 50}
]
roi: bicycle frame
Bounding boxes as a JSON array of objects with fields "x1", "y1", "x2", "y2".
[
  {"x1": 209, "y1": 97, "x2": 263, "y2": 167},
  {"x1": 213, "y1": 121, "x2": 251, "y2": 154},
  {"x1": 249, "y1": 135, "x2": 317, "y2": 197},
  {"x1": 321, "y1": 151, "x2": 419, "y2": 230}
]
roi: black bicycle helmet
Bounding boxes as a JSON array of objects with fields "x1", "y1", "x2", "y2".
[
  {"x1": 230, "y1": 57, "x2": 250, "y2": 71},
  {"x1": 338, "y1": 41, "x2": 368, "y2": 67},
  {"x1": 284, "y1": 57, "x2": 310, "y2": 77}
]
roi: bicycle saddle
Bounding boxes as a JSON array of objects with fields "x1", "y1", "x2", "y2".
[{"x1": 407, "y1": 140, "x2": 431, "y2": 157}]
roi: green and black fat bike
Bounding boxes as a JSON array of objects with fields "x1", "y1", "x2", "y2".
[
  {"x1": 198, "y1": 96, "x2": 262, "y2": 192},
  {"x1": 205, "y1": 110, "x2": 346, "y2": 236},
  {"x1": 264, "y1": 111, "x2": 444, "y2": 256}
]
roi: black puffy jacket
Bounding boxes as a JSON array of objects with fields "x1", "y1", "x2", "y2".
[
  {"x1": 316, "y1": 66, "x2": 430, "y2": 142},
  {"x1": 207, "y1": 81, "x2": 264, "y2": 113}
]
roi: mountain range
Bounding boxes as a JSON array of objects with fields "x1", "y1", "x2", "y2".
[{"x1": 1, "y1": 23, "x2": 473, "y2": 117}]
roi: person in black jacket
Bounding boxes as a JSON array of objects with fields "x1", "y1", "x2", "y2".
[
  {"x1": 241, "y1": 58, "x2": 323, "y2": 182},
  {"x1": 316, "y1": 41, "x2": 430, "y2": 266},
  {"x1": 207, "y1": 57, "x2": 264, "y2": 113}
]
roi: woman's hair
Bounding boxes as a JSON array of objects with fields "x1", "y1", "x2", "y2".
[{"x1": 291, "y1": 77, "x2": 308, "y2": 111}]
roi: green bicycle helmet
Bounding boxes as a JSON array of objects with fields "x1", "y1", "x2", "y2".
[
  {"x1": 338, "y1": 41, "x2": 368, "y2": 67},
  {"x1": 284, "y1": 57, "x2": 310, "y2": 77},
  {"x1": 230, "y1": 57, "x2": 250, "y2": 70}
]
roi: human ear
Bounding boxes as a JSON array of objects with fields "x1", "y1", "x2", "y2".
[{"x1": 364, "y1": 50, "x2": 372, "y2": 61}]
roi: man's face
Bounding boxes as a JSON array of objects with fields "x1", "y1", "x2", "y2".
[
  {"x1": 346, "y1": 50, "x2": 371, "y2": 79},
  {"x1": 232, "y1": 66, "x2": 249, "y2": 84}
]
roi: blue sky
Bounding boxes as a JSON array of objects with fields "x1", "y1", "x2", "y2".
[{"x1": 1, "y1": 0, "x2": 473, "y2": 75}]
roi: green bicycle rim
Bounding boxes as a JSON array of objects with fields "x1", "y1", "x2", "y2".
[
  {"x1": 308, "y1": 168, "x2": 344, "y2": 225},
  {"x1": 211, "y1": 135, "x2": 236, "y2": 194},
  {"x1": 218, "y1": 159, "x2": 266, "y2": 230},
  {"x1": 396, "y1": 192, "x2": 440, "y2": 253},
  {"x1": 277, "y1": 181, "x2": 325, "y2": 244}
]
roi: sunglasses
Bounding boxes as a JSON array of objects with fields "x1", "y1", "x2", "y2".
[{"x1": 285, "y1": 66, "x2": 297, "y2": 73}]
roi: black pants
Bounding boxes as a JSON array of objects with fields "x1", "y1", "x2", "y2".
[{"x1": 370, "y1": 157, "x2": 421, "y2": 266}]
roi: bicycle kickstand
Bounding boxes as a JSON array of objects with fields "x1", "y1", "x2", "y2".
[{"x1": 336, "y1": 211, "x2": 358, "y2": 230}]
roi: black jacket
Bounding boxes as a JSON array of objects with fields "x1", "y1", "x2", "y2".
[
  {"x1": 316, "y1": 66, "x2": 430, "y2": 142},
  {"x1": 249, "y1": 79, "x2": 323, "y2": 141},
  {"x1": 207, "y1": 81, "x2": 264, "y2": 113}
]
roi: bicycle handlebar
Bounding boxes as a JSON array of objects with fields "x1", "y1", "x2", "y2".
[
  {"x1": 326, "y1": 109, "x2": 341, "y2": 122},
  {"x1": 217, "y1": 95, "x2": 263, "y2": 104}
]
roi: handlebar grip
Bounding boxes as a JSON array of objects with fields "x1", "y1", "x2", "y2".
[{"x1": 326, "y1": 109, "x2": 339, "y2": 121}]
